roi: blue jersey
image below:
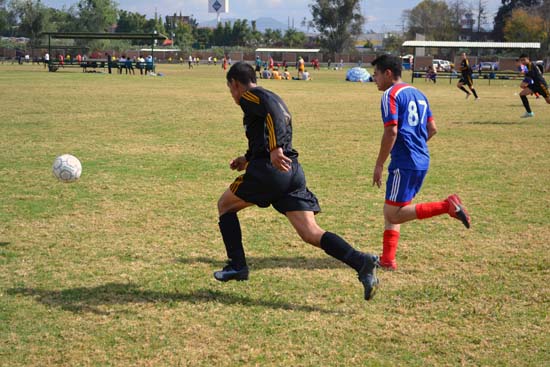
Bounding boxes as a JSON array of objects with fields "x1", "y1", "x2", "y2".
[{"x1": 381, "y1": 83, "x2": 433, "y2": 170}]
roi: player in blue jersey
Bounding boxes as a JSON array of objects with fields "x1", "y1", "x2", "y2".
[{"x1": 371, "y1": 54, "x2": 471, "y2": 271}]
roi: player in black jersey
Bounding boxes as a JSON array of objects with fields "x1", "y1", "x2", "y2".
[
  {"x1": 214, "y1": 61, "x2": 379, "y2": 301},
  {"x1": 457, "y1": 53, "x2": 479, "y2": 100},
  {"x1": 518, "y1": 54, "x2": 550, "y2": 118}
]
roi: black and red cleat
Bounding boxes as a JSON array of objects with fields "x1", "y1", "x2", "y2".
[{"x1": 447, "y1": 194, "x2": 471, "y2": 229}]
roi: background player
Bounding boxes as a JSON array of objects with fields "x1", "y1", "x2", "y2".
[
  {"x1": 370, "y1": 55, "x2": 471, "y2": 271},
  {"x1": 518, "y1": 53, "x2": 550, "y2": 118},
  {"x1": 215, "y1": 62, "x2": 379, "y2": 301},
  {"x1": 457, "y1": 53, "x2": 479, "y2": 100}
]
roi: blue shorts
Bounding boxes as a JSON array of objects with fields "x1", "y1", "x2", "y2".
[{"x1": 385, "y1": 168, "x2": 427, "y2": 207}]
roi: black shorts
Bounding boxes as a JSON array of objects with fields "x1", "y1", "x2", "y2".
[
  {"x1": 459, "y1": 75, "x2": 474, "y2": 87},
  {"x1": 229, "y1": 158, "x2": 321, "y2": 214},
  {"x1": 529, "y1": 82, "x2": 550, "y2": 99},
  {"x1": 255, "y1": 65, "x2": 261, "y2": 72}
]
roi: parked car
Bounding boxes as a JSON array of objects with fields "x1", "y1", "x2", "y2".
[
  {"x1": 433, "y1": 59, "x2": 452, "y2": 71},
  {"x1": 479, "y1": 61, "x2": 498, "y2": 71}
]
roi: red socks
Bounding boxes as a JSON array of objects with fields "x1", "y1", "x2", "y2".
[
  {"x1": 381, "y1": 229, "x2": 400, "y2": 263},
  {"x1": 415, "y1": 200, "x2": 450, "y2": 220}
]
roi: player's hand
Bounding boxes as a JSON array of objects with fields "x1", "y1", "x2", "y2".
[
  {"x1": 230, "y1": 156, "x2": 247, "y2": 171},
  {"x1": 270, "y1": 147, "x2": 292, "y2": 172},
  {"x1": 372, "y1": 164, "x2": 383, "y2": 188}
]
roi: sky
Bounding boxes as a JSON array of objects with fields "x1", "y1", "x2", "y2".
[{"x1": 42, "y1": 0, "x2": 502, "y2": 33}]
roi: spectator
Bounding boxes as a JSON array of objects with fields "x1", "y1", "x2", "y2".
[
  {"x1": 283, "y1": 67, "x2": 291, "y2": 80},
  {"x1": 125, "y1": 57, "x2": 135, "y2": 75},
  {"x1": 118, "y1": 55, "x2": 126, "y2": 74},
  {"x1": 425, "y1": 65, "x2": 437, "y2": 83},
  {"x1": 145, "y1": 55, "x2": 153, "y2": 74},
  {"x1": 261, "y1": 67, "x2": 272, "y2": 79}
]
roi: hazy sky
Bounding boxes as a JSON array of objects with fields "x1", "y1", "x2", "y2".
[{"x1": 41, "y1": 0, "x2": 502, "y2": 33}]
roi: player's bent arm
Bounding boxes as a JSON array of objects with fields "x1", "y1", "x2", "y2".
[
  {"x1": 427, "y1": 119, "x2": 437, "y2": 141},
  {"x1": 270, "y1": 147, "x2": 291, "y2": 172}
]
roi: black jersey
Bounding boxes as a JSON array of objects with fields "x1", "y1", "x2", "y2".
[
  {"x1": 459, "y1": 58, "x2": 472, "y2": 77},
  {"x1": 239, "y1": 87, "x2": 298, "y2": 161},
  {"x1": 525, "y1": 61, "x2": 547, "y2": 87}
]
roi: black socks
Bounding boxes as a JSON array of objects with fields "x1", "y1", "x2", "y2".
[
  {"x1": 219, "y1": 212, "x2": 247, "y2": 269},
  {"x1": 320, "y1": 232, "x2": 364, "y2": 272},
  {"x1": 521, "y1": 95, "x2": 532, "y2": 113}
]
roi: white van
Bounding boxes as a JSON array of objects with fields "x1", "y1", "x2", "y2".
[{"x1": 433, "y1": 59, "x2": 452, "y2": 71}]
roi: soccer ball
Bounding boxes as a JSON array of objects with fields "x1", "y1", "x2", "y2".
[{"x1": 52, "y1": 154, "x2": 82, "y2": 182}]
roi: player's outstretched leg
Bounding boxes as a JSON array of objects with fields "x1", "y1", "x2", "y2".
[
  {"x1": 380, "y1": 194, "x2": 471, "y2": 270},
  {"x1": 286, "y1": 211, "x2": 380, "y2": 301},
  {"x1": 320, "y1": 232, "x2": 380, "y2": 301}
]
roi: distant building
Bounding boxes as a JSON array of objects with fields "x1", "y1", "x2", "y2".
[{"x1": 165, "y1": 13, "x2": 191, "y2": 29}]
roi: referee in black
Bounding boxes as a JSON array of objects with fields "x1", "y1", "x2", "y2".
[
  {"x1": 457, "y1": 53, "x2": 479, "y2": 100},
  {"x1": 215, "y1": 61, "x2": 379, "y2": 301}
]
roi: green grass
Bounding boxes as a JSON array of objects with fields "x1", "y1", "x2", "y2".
[{"x1": 1, "y1": 62, "x2": 549, "y2": 366}]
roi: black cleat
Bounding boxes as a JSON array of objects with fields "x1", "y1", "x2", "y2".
[
  {"x1": 358, "y1": 254, "x2": 380, "y2": 301},
  {"x1": 214, "y1": 262, "x2": 249, "y2": 282}
]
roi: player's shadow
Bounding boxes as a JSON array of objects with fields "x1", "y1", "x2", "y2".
[
  {"x1": 451, "y1": 120, "x2": 520, "y2": 125},
  {"x1": 6, "y1": 283, "x2": 331, "y2": 315},
  {"x1": 177, "y1": 256, "x2": 346, "y2": 270},
  {"x1": 468, "y1": 121, "x2": 523, "y2": 125},
  {"x1": 0, "y1": 242, "x2": 10, "y2": 247}
]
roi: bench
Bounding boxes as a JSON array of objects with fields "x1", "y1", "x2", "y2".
[
  {"x1": 412, "y1": 70, "x2": 526, "y2": 85},
  {"x1": 47, "y1": 60, "x2": 155, "y2": 73}
]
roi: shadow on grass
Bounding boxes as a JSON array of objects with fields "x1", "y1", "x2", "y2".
[
  {"x1": 451, "y1": 120, "x2": 522, "y2": 125},
  {"x1": 177, "y1": 256, "x2": 346, "y2": 270},
  {"x1": 0, "y1": 242, "x2": 10, "y2": 247},
  {"x1": 7, "y1": 283, "x2": 332, "y2": 315}
]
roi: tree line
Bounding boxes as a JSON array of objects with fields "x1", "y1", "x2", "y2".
[
  {"x1": 0, "y1": 0, "x2": 548, "y2": 55},
  {"x1": 0, "y1": 0, "x2": 366, "y2": 54}
]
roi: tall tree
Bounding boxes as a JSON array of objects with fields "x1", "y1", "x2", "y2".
[
  {"x1": 116, "y1": 10, "x2": 147, "y2": 33},
  {"x1": 263, "y1": 28, "x2": 283, "y2": 47},
  {"x1": 475, "y1": 0, "x2": 488, "y2": 32},
  {"x1": 283, "y1": 28, "x2": 306, "y2": 48},
  {"x1": 76, "y1": 0, "x2": 118, "y2": 32},
  {"x1": 231, "y1": 19, "x2": 250, "y2": 47},
  {"x1": 402, "y1": 0, "x2": 456, "y2": 40},
  {"x1": 173, "y1": 22, "x2": 194, "y2": 50},
  {"x1": 11, "y1": 0, "x2": 49, "y2": 45},
  {"x1": 47, "y1": 6, "x2": 78, "y2": 33},
  {"x1": 308, "y1": 0, "x2": 364, "y2": 53},
  {"x1": 0, "y1": 0, "x2": 11, "y2": 35},
  {"x1": 503, "y1": 8, "x2": 546, "y2": 43},
  {"x1": 493, "y1": 0, "x2": 541, "y2": 41}
]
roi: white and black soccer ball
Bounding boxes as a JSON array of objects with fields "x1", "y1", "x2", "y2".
[{"x1": 52, "y1": 154, "x2": 82, "y2": 182}]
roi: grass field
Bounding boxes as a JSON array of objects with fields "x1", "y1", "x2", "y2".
[{"x1": 1, "y1": 62, "x2": 549, "y2": 366}]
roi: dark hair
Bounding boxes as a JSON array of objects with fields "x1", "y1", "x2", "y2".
[
  {"x1": 519, "y1": 53, "x2": 529, "y2": 59},
  {"x1": 371, "y1": 54, "x2": 402, "y2": 78},
  {"x1": 226, "y1": 61, "x2": 257, "y2": 85}
]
